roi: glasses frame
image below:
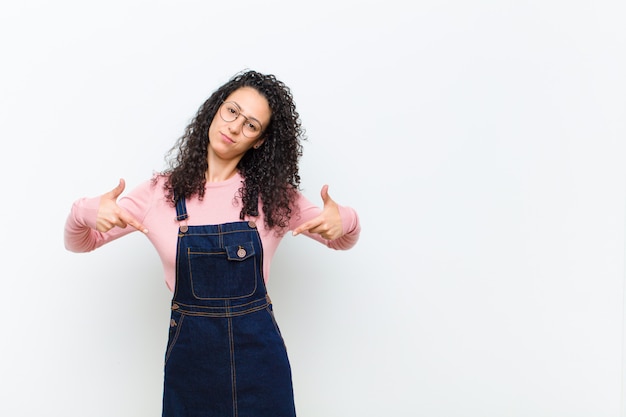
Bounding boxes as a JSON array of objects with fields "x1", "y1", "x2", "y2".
[{"x1": 218, "y1": 101, "x2": 264, "y2": 139}]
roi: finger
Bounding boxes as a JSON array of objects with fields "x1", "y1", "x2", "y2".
[
  {"x1": 302, "y1": 224, "x2": 336, "y2": 240},
  {"x1": 292, "y1": 223, "x2": 307, "y2": 236},
  {"x1": 119, "y1": 209, "x2": 149, "y2": 234},
  {"x1": 96, "y1": 220, "x2": 119, "y2": 233},
  {"x1": 96, "y1": 213, "x2": 128, "y2": 232},
  {"x1": 320, "y1": 184, "x2": 330, "y2": 205},
  {"x1": 320, "y1": 184, "x2": 339, "y2": 210},
  {"x1": 105, "y1": 178, "x2": 126, "y2": 200},
  {"x1": 292, "y1": 218, "x2": 321, "y2": 236}
]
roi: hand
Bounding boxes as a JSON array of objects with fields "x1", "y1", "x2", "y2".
[
  {"x1": 293, "y1": 185, "x2": 343, "y2": 240},
  {"x1": 96, "y1": 179, "x2": 148, "y2": 234}
]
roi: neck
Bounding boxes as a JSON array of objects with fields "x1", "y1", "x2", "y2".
[
  {"x1": 205, "y1": 166, "x2": 239, "y2": 182},
  {"x1": 206, "y1": 172, "x2": 238, "y2": 182},
  {"x1": 205, "y1": 155, "x2": 242, "y2": 183}
]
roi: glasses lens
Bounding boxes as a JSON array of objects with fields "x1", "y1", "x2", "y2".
[
  {"x1": 243, "y1": 120, "x2": 262, "y2": 138},
  {"x1": 220, "y1": 102, "x2": 239, "y2": 122}
]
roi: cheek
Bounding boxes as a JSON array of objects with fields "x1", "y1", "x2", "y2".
[{"x1": 208, "y1": 117, "x2": 221, "y2": 139}]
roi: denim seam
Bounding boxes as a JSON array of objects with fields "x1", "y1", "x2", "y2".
[
  {"x1": 228, "y1": 315, "x2": 238, "y2": 417},
  {"x1": 164, "y1": 313, "x2": 184, "y2": 365},
  {"x1": 174, "y1": 303, "x2": 269, "y2": 318}
]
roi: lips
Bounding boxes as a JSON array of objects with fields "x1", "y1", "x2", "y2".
[{"x1": 220, "y1": 132, "x2": 235, "y2": 144}]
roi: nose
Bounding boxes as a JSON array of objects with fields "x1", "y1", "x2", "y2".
[{"x1": 227, "y1": 115, "x2": 246, "y2": 134}]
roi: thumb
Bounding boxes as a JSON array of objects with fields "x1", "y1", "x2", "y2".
[
  {"x1": 320, "y1": 184, "x2": 331, "y2": 206},
  {"x1": 108, "y1": 178, "x2": 126, "y2": 200}
]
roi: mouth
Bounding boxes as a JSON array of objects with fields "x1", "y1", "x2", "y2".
[{"x1": 220, "y1": 132, "x2": 235, "y2": 144}]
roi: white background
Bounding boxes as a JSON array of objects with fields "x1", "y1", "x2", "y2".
[{"x1": 1, "y1": 1, "x2": 625, "y2": 416}]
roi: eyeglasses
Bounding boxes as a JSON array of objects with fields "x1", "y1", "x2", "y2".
[{"x1": 219, "y1": 101, "x2": 263, "y2": 138}]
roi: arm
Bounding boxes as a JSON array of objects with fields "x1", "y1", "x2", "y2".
[
  {"x1": 292, "y1": 185, "x2": 361, "y2": 250},
  {"x1": 64, "y1": 179, "x2": 149, "y2": 253}
]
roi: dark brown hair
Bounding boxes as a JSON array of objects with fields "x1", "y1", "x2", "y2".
[{"x1": 160, "y1": 69, "x2": 306, "y2": 232}]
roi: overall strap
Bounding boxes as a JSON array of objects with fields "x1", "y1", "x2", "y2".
[{"x1": 175, "y1": 196, "x2": 188, "y2": 221}]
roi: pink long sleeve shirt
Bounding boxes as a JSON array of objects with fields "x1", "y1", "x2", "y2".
[{"x1": 64, "y1": 173, "x2": 361, "y2": 292}]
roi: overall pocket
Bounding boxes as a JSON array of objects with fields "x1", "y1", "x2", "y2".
[
  {"x1": 187, "y1": 241, "x2": 258, "y2": 299},
  {"x1": 164, "y1": 310, "x2": 184, "y2": 365}
]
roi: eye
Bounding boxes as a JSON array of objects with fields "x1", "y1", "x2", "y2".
[
  {"x1": 225, "y1": 103, "x2": 238, "y2": 116},
  {"x1": 246, "y1": 121, "x2": 261, "y2": 133}
]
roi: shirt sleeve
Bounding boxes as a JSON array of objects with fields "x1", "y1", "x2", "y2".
[
  {"x1": 63, "y1": 179, "x2": 156, "y2": 253},
  {"x1": 291, "y1": 192, "x2": 361, "y2": 250}
]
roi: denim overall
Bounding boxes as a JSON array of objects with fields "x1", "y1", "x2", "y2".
[{"x1": 162, "y1": 197, "x2": 296, "y2": 417}]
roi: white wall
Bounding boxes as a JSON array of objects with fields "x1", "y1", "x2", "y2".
[{"x1": 1, "y1": 1, "x2": 625, "y2": 416}]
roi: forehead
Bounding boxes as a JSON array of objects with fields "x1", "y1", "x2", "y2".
[{"x1": 225, "y1": 87, "x2": 271, "y2": 123}]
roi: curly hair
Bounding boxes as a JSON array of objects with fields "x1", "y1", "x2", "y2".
[{"x1": 160, "y1": 69, "x2": 306, "y2": 232}]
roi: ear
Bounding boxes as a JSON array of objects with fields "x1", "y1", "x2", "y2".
[{"x1": 253, "y1": 138, "x2": 266, "y2": 149}]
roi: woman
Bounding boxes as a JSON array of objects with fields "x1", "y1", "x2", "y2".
[{"x1": 64, "y1": 69, "x2": 361, "y2": 416}]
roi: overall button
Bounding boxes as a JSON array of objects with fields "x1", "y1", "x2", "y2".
[
  {"x1": 237, "y1": 246, "x2": 247, "y2": 258},
  {"x1": 248, "y1": 221, "x2": 256, "y2": 228}
]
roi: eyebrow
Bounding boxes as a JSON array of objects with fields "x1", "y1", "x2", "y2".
[{"x1": 229, "y1": 101, "x2": 263, "y2": 126}]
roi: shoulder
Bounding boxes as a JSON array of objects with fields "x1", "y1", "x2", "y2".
[
  {"x1": 117, "y1": 173, "x2": 172, "y2": 214},
  {"x1": 134, "y1": 173, "x2": 169, "y2": 197}
]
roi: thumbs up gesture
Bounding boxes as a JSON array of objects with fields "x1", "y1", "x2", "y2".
[
  {"x1": 293, "y1": 185, "x2": 343, "y2": 240},
  {"x1": 96, "y1": 179, "x2": 148, "y2": 234}
]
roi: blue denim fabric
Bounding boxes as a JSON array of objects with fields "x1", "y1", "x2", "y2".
[{"x1": 162, "y1": 197, "x2": 296, "y2": 417}]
